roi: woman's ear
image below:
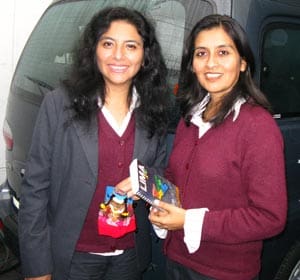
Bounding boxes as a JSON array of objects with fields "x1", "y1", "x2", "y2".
[{"x1": 240, "y1": 58, "x2": 247, "y2": 72}]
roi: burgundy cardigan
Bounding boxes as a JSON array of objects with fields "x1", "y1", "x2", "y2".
[
  {"x1": 164, "y1": 103, "x2": 287, "y2": 280},
  {"x1": 76, "y1": 112, "x2": 135, "y2": 252}
]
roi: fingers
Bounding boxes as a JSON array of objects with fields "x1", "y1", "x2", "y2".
[
  {"x1": 149, "y1": 212, "x2": 163, "y2": 228},
  {"x1": 149, "y1": 202, "x2": 186, "y2": 231},
  {"x1": 149, "y1": 210, "x2": 169, "y2": 230},
  {"x1": 149, "y1": 206, "x2": 167, "y2": 223},
  {"x1": 25, "y1": 275, "x2": 52, "y2": 280},
  {"x1": 114, "y1": 178, "x2": 139, "y2": 199},
  {"x1": 115, "y1": 177, "x2": 132, "y2": 195},
  {"x1": 153, "y1": 199, "x2": 174, "y2": 211},
  {"x1": 126, "y1": 191, "x2": 140, "y2": 199}
]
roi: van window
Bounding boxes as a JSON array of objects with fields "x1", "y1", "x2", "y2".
[
  {"x1": 261, "y1": 24, "x2": 300, "y2": 117},
  {"x1": 11, "y1": 0, "x2": 214, "y2": 104}
]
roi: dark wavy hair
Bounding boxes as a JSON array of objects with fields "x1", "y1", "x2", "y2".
[
  {"x1": 177, "y1": 14, "x2": 271, "y2": 126},
  {"x1": 63, "y1": 7, "x2": 169, "y2": 137}
]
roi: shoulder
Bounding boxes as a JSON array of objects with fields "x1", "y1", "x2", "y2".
[
  {"x1": 240, "y1": 102, "x2": 271, "y2": 118},
  {"x1": 239, "y1": 103, "x2": 278, "y2": 128},
  {"x1": 34, "y1": 86, "x2": 72, "y2": 131},
  {"x1": 175, "y1": 118, "x2": 197, "y2": 135},
  {"x1": 40, "y1": 86, "x2": 71, "y2": 116},
  {"x1": 43, "y1": 86, "x2": 70, "y2": 107},
  {"x1": 238, "y1": 103, "x2": 283, "y2": 144},
  {"x1": 176, "y1": 118, "x2": 189, "y2": 131}
]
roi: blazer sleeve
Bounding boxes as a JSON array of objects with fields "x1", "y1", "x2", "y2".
[{"x1": 18, "y1": 90, "x2": 62, "y2": 277}]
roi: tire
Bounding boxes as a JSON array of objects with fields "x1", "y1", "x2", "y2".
[
  {"x1": 274, "y1": 241, "x2": 300, "y2": 280},
  {"x1": 0, "y1": 230, "x2": 19, "y2": 273}
]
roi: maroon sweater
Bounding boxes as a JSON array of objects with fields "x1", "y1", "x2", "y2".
[
  {"x1": 164, "y1": 103, "x2": 287, "y2": 280},
  {"x1": 76, "y1": 112, "x2": 135, "y2": 253}
]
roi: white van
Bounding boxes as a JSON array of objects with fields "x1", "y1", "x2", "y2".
[{"x1": 1, "y1": 0, "x2": 300, "y2": 279}]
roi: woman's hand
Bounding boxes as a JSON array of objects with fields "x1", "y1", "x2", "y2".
[
  {"x1": 115, "y1": 177, "x2": 139, "y2": 199},
  {"x1": 149, "y1": 200, "x2": 186, "y2": 230},
  {"x1": 25, "y1": 275, "x2": 51, "y2": 280}
]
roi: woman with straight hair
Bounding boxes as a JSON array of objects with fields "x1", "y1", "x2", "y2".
[{"x1": 149, "y1": 14, "x2": 287, "y2": 280}]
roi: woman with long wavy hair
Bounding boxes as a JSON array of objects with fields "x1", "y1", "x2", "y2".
[{"x1": 19, "y1": 7, "x2": 169, "y2": 280}]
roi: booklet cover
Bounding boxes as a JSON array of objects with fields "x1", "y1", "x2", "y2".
[{"x1": 129, "y1": 158, "x2": 181, "y2": 207}]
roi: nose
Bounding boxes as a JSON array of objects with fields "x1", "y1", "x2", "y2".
[
  {"x1": 113, "y1": 45, "x2": 124, "y2": 60},
  {"x1": 206, "y1": 53, "x2": 218, "y2": 68}
]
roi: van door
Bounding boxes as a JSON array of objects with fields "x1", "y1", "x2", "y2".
[
  {"x1": 260, "y1": 17, "x2": 300, "y2": 280},
  {"x1": 237, "y1": 0, "x2": 300, "y2": 279}
]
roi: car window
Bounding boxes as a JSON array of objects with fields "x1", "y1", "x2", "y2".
[
  {"x1": 261, "y1": 24, "x2": 300, "y2": 118},
  {"x1": 11, "y1": 0, "x2": 214, "y2": 105}
]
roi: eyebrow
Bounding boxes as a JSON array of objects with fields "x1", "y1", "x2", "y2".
[
  {"x1": 194, "y1": 44, "x2": 235, "y2": 50},
  {"x1": 99, "y1": 36, "x2": 143, "y2": 45}
]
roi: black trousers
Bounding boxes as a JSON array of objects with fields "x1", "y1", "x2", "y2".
[
  {"x1": 166, "y1": 258, "x2": 259, "y2": 280},
  {"x1": 68, "y1": 249, "x2": 142, "y2": 280}
]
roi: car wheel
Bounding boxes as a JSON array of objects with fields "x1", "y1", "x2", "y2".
[
  {"x1": 274, "y1": 241, "x2": 300, "y2": 280},
  {"x1": 0, "y1": 230, "x2": 18, "y2": 273}
]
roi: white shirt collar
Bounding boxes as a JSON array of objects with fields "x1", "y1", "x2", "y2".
[
  {"x1": 190, "y1": 94, "x2": 246, "y2": 138},
  {"x1": 98, "y1": 87, "x2": 140, "y2": 137}
]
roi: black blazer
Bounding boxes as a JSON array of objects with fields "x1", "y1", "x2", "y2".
[{"x1": 18, "y1": 87, "x2": 167, "y2": 279}]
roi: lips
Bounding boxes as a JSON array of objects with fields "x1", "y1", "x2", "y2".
[
  {"x1": 205, "y1": 72, "x2": 222, "y2": 79},
  {"x1": 109, "y1": 64, "x2": 129, "y2": 73}
]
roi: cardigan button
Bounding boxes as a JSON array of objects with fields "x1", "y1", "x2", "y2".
[
  {"x1": 117, "y1": 162, "x2": 124, "y2": 168},
  {"x1": 185, "y1": 163, "x2": 189, "y2": 170},
  {"x1": 119, "y1": 140, "x2": 125, "y2": 146}
]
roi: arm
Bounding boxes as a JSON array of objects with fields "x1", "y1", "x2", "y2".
[
  {"x1": 25, "y1": 275, "x2": 52, "y2": 280},
  {"x1": 202, "y1": 111, "x2": 287, "y2": 244},
  {"x1": 149, "y1": 201, "x2": 208, "y2": 253},
  {"x1": 18, "y1": 91, "x2": 61, "y2": 277},
  {"x1": 151, "y1": 111, "x2": 287, "y2": 247}
]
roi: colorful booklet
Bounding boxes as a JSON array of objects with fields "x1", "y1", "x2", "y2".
[
  {"x1": 98, "y1": 186, "x2": 136, "y2": 238},
  {"x1": 129, "y1": 158, "x2": 181, "y2": 207}
]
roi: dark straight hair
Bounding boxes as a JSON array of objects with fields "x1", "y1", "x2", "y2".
[{"x1": 177, "y1": 14, "x2": 271, "y2": 126}]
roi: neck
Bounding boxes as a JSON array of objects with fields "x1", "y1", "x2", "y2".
[
  {"x1": 203, "y1": 96, "x2": 222, "y2": 122},
  {"x1": 209, "y1": 93, "x2": 224, "y2": 105},
  {"x1": 104, "y1": 86, "x2": 131, "y2": 126}
]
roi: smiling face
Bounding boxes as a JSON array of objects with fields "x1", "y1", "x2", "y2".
[
  {"x1": 192, "y1": 26, "x2": 247, "y2": 101},
  {"x1": 96, "y1": 20, "x2": 144, "y2": 91}
]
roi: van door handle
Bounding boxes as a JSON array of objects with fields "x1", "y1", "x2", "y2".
[{"x1": 20, "y1": 168, "x2": 25, "y2": 177}]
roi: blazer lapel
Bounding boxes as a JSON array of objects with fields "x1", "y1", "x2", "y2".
[{"x1": 73, "y1": 118, "x2": 98, "y2": 179}]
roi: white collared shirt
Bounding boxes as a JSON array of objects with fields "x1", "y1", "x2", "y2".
[
  {"x1": 190, "y1": 94, "x2": 246, "y2": 138},
  {"x1": 98, "y1": 87, "x2": 140, "y2": 136}
]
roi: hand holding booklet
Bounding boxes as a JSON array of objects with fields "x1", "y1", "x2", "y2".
[{"x1": 129, "y1": 158, "x2": 181, "y2": 208}]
